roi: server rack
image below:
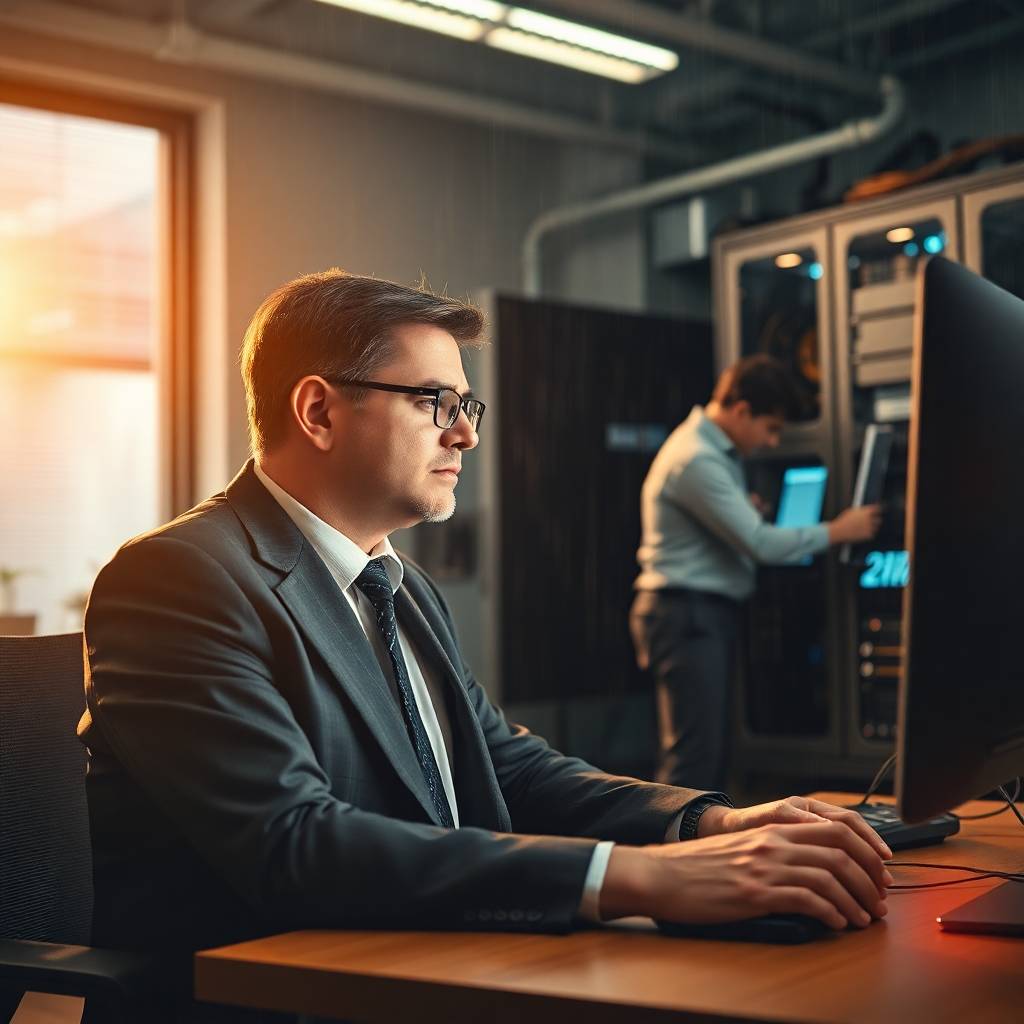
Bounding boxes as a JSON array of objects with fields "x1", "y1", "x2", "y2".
[{"x1": 712, "y1": 162, "x2": 1024, "y2": 783}]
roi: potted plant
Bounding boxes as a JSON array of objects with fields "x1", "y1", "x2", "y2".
[{"x1": 0, "y1": 567, "x2": 38, "y2": 635}]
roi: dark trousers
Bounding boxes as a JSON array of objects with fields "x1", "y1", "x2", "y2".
[{"x1": 629, "y1": 588, "x2": 740, "y2": 792}]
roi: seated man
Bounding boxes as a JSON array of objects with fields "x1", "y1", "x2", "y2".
[{"x1": 79, "y1": 271, "x2": 891, "y2": 999}]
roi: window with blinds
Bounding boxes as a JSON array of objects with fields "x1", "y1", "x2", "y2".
[{"x1": 0, "y1": 97, "x2": 181, "y2": 635}]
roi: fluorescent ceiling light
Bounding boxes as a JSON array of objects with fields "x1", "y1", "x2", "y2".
[
  {"x1": 486, "y1": 27, "x2": 652, "y2": 83},
  {"x1": 311, "y1": 0, "x2": 679, "y2": 83},
  {"x1": 313, "y1": 0, "x2": 489, "y2": 41},
  {"x1": 505, "y1": 8, "x2": 677, "y2": 72}
]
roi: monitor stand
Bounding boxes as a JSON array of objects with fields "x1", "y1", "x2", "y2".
[{"x1": 937, "y1": 880, "x2": 1024, "y2": 936}]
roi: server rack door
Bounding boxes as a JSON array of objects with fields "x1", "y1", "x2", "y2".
[{"x1": 491, "y1": 296, "x2": 713, "y2": 708}]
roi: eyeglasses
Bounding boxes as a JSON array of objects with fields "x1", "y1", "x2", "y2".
[{"x1": 341, "y1": 379, "x2": 486, "y2": 432}]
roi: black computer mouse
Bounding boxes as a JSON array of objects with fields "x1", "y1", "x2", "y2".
[{"x1": 656, "y1": 914, "x2": 834, "y2": 944}]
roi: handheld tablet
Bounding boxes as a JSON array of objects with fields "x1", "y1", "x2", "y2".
[{"x1": 840, "y1": 424, "x2": 893, "y2": 563}]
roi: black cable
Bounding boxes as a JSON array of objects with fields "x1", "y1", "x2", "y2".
[
  {"x1": 998, "y1": 783, "x2": 1024, "y2": 828},
  {"x1": 886, "y1": 861, "x2": 1024, "y2": 891},
  {"x1": 887, "y1": 873, "x2": 1022, "y2": 891},
  {"x1": 954, "y1": 778, "x2": 1022, "y2": 820},
  {"x1": 855, "y1": 753, "x2": 897, "y2": 806}
]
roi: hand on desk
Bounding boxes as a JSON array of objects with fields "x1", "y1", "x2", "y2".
[{"x1": 600, "y1": 797, "x2": 892, "y2": 932}]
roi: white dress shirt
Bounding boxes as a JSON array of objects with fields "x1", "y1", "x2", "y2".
[{"x1": 253, "y1": 463, "x2": 613, "y2": 920}]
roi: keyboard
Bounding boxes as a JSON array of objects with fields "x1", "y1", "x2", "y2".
[{"x1": 850, "y1": 802, "x2": 960, "y2": 849}]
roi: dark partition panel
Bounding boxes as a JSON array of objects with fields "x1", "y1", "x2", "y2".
[{"x1": 494, "y1": 296, "x2": 713, "y2": 703}]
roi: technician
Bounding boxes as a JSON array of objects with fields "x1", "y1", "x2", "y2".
[{"x1": 631, "y1": 354, "x2": 881, "y2": 790}]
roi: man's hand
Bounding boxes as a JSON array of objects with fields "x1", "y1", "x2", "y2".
[
  {"x1": 829, "y1": 504, "x2": 882, "y2": 544},
  {"x1": 599, "y1": 799, "x2": 892, "y2": 931},
  {"x1": 696, "y1": 795, "x2": 892, "y2": 861}
]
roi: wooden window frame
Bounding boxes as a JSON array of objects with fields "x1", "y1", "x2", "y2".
[{"x1": 0, "y1": 77, "x2": 195, "y2": 517}]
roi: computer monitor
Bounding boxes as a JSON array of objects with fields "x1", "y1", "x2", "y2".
[{"x1": 897, "y1": 256, "x2": 1024, "y2": 822}]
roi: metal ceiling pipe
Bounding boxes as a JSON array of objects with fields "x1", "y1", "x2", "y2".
[
  {"x1": 542, "y1": 0, "x2": 881, "y2": 99},
  {"x1": 523, "y1": 74, "x2": 904, "y2": 297},
  {"x1": 0, "y1": 0, "x2": 703, "y2": 164}
]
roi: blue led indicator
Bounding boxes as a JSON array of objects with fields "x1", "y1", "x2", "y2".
[
  {"x1": 903, "y1": 241, "x2": 920, "y2": 258},
  {"x1": 808, "y1": 261, "x2": 824, "y2": 280},
  {"x1": 923, "y1": 234, "x2": 944, "y2": 254}
]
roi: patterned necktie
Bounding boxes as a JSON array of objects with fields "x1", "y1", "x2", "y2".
[{"x1": 353, "y1": 558, "x2": 455, "y2": 828}]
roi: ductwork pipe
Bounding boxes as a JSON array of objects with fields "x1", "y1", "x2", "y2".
[{"x1": 523, "y1": 74, "x2": 905, "y2": 297}]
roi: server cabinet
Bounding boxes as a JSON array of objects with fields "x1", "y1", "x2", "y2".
[
  {"x1": 832, "y1": 197, "x2": 959, "y2": 759},
  {"x1": 712, "y1": 161, "x2": 1024, "y2": 782}
]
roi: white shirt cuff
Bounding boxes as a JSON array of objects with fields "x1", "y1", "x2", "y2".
[{"x1": 577, "y1": 841, "x2": 615, "y2": 922}]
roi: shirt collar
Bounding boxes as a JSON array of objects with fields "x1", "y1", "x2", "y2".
[
  {"x1": 253, "y1": 461, "x2": 404, "y2": 595},
  {"x1": 690, "y1": 405, "x2": 737, "y2": 456}
]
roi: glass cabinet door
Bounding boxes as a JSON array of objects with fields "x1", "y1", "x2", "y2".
[
  {"x1": 720, "y1": 229, "x2": 831, "y2": 437},
  {"x1": 718, "y1": 229, "x2": 837, "y2": 752},
  {"x1": 963, "y1": 181, "x2": 1024, "y2": 301},
  {"x1": 738, "y1": 247, "x2": 823, "y2": 423}
]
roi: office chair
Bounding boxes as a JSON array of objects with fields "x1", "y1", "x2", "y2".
[{"x1": 0, "y1": 632, "x2": 173, "y2": 1023}]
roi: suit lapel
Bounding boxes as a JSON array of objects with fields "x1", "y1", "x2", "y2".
[
  {"x1": 225, "y1": 463, "x2": 441, "y2": 825},
  {"x1": 395, "y1": 586, "x2": 511, "y2": 833}
]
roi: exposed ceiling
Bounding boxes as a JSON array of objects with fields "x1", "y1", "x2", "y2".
[{"x1": 4, "y1": 0, "x2": 1022, "y2": 166}]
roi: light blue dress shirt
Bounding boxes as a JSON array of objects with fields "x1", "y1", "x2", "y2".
[{"x1": 636, "y1": 406, "x2": 830, "y2": 600}]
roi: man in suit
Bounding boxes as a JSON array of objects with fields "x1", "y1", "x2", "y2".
[{"x1": 80, "y1": 271, "x2": 892, "y2": 999}]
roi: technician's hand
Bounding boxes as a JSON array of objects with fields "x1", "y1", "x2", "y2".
[
  {"x1": 829, "y1": 504, "x2": 882, "y2": 544},
  {"x1": 696, "y1": 796, "x2": 893, "y2": 862},
  {"x1": 599, "y1": 821, "x2": 890, "y2": 931}
]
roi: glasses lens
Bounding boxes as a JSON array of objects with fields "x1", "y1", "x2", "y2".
[
  {"x1": 464, "y1": 400, "x2": 484, "y2": 431},
  {"x1": 436, "y1": 389, "x2": 462, "y2": 429}
]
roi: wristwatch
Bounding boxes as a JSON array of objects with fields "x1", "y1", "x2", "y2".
[{"x1": 678, "y1": 793, "x2": 734, "y2": 841}]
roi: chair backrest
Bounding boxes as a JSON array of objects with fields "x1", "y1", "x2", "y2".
[{"x1": 0, "y1": 632, "x2": 92, "y2": 945}]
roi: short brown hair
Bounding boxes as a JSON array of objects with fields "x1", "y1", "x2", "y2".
[
  {"x1": 712, "y1": 354, "x2": 804, "y2": 420},
  {"x1": 241, "y1": 269, "x2": 485, "y2": 458}
]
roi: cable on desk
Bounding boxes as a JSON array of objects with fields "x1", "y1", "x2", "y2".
[
  {"x1": 954, "y1": 778, "x2": 1021, "y2": 821},
  {"x1": 885, "y1": 862, "x2": 1024, "y2": 891}
]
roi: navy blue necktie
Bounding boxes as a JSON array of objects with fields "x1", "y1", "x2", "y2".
[{"x1": 354, "y1": 559, "x2": 455, "y2": 828}]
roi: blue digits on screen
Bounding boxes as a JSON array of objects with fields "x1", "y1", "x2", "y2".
[{"x1": 860, "y1": 550, "x2": 910, "y2": 589}]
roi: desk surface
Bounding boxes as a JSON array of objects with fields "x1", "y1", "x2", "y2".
[{"x1": 195, "y1": 793, "x2": 1023, "y2": 1023}]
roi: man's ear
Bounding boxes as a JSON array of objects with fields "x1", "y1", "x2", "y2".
[
  {"x1": 732, "y1": 399, "x2": 753, "y2": 421},
  {"x1": 290, "y1": 375, "x2": 337, "y2": 452}
]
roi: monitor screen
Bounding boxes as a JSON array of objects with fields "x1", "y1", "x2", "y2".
[{"x1": 775, "y1": 466, "x2": 828, "y2": 529}]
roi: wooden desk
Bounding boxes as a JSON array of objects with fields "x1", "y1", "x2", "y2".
[{"x1": 195, "y1": 793, "x2": 1023, "y2": 1023}]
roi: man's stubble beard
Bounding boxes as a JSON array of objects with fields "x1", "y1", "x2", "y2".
[{"x1": 415, "y1": 492, "x2": 457, "y2": 524}]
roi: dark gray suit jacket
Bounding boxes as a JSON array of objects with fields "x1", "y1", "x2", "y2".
[{"x1": 79, "y1": 462, "x2": 706, "y2": 955}]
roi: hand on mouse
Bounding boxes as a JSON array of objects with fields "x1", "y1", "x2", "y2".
[{"x1": 599, "y1": 812, "x2": 890, "y2": 931}]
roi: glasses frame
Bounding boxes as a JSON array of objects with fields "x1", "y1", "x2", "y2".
[{"x1": 339, "y1": 378, "x2": 485, "y2": 431}]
